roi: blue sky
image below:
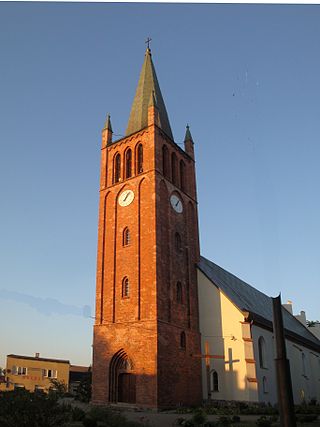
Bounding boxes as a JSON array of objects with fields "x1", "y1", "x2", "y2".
[{"x1": 0, "y1": 3, "x2": 319, "y2": 367}]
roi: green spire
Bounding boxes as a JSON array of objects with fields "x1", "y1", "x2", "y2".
[
  {"x1": 104, "y1": 114, "x2": 113, "y2": 132},
  {"x1": 125, "y1": 48, "x2": 173, "y2": 140},
  {"x1": 184, "y1": 124, "x2": 193, "y2": 142}
]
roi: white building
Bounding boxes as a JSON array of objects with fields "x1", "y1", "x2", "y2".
[{"x1": 198, "y1": 256, "x2": 320, "y2": 404}]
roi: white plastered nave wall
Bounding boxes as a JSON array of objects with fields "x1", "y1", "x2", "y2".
[
  {"x1": 198, "y1": 268, "x2": 320, "y2": 404},
  {"x1": 197, "y1": 269, "x2": 258, "y2": 402}
]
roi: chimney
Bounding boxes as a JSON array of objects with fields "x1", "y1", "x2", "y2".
[{"x1": 283, "y1": 300, "x2": 293, "y2": 314}]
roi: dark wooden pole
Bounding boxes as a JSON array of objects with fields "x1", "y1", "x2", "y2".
[{"x1": 272, "y1": 294, "x2": 296, "y2": 427}]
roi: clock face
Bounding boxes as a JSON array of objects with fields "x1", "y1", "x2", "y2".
[
  {"x1": 170, "y1": 194, "x2": 183, "y2": 213},
  {"x1": 119, "y1": 190, "x2": 135, "y2": 207}
]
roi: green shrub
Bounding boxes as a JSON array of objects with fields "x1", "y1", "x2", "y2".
[
  {"x1": 174, "y1": 417, "x2": 188, "y2": 425},
  {"x1": 256, "y1": 416, "x2": 273, "y2": 427},
  {"x1": 82, "y1": 417, "x2": 97, "y2": 427},
  {"x1": 218, "y1": 416, "x2": 232, "y2": 425},
  {"x1": 72, "y1": 407, "x2": 86, "y2": 421},
  {"x1": 191, "y1": 408, "x2": 207, "y2": 425},
  {"x1": 204, "y1": 407, "x2": 218, "y2": 415},
  {"x1": 75, "y1": 372, "x2": 92, "y2": 403},
  {"x1": 0, "y1": 389, "x2": 72, "y2": 427},
  {"x1": 296, "y1": 414, "x2": 318, "y2": 422}
]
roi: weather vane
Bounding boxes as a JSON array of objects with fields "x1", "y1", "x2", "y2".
[{"x1": 145, "y1": 37, "x2": 152, "y2": 49}]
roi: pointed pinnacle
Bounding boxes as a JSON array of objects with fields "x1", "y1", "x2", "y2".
[
  {"x1": 148, "y1": 90, "x2": 158, "y2": 108},
  {"x1": 184, "y1": 124, "x2": 193, "y2": 142},
  {"x1": 104, "y1": 114, "x2": 113, "y2": 132}
]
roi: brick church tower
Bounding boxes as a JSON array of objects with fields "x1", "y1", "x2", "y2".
[{"x1": 92, "y1": 47, "x2": 202, "y2": 408}]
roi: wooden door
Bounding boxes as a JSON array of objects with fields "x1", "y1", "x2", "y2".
[{"x1": 118, "y1": 373, "x2": 136, "y2": 403}]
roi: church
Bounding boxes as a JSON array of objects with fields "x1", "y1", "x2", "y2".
[{"x1": 92, "y1": 46, "x2": 320, "y2": 408}]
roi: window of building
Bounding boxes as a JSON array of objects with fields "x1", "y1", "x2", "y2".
[
  {"x1": 114, "y1": 153, "x2": 121, "y2": 183},
  {"x1": 262, "y1": 376, "x2": 268, "y2": 393},
  {"x1": 258, "y1": 336, "x2": 267, "y2": 368},
  {"x1": 171, "y1": 152, "x2": 178, "y2": 185},
  {"x1": 125, "y1": 149, "x2": 132, "y2": 179},
  {"x1": 137, "y1": 144, "x2": 143, "y2": 174},
  {"x1": 180, "y1": 331, "x2": 186, "y2": 349},
  {"x1": 13, "y1": 366, "x2": 27, "y2": 376},
  {"x1": 175, "y1": 232, "x2": 182, "y2": 252},
  {"x1": 42, "y1": 369, "x2": 57, "y2": 378},
  {"x1": 211, "y1": 370, "x2": 219, "y2": 392},
  {"x1": 180, "y1": 160, "x2": 186, "y2": 191},
  {"x1": 122, "y1": 277, "x2": 130, "y2": 298},
  {"x1": 162, "y1": 145, "x2": 169, "y2": 178},
  {"x1": 302, "y1": 352, "x2": 306, "y2": 376},
  {"x1": 176, "y1": 282, "x2": 183, "y2": 304},
  {"x1": 14, "y1": 383, "x2": 25, "y2": 390},
  {"x1": 123, "y1": 227, "x2": 131, "y2": 246}
]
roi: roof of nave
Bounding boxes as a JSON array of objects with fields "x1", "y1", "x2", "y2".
[{"x1": 198, "y1": 255, "x2": 320, "y2": 351}]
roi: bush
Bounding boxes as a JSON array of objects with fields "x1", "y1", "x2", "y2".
[
  {"x1": 75, "y1": 372, "x2": 92, "y2": 403},
  {"x1": 231, "y1": 415, "x2": 241, "y2": 423},
  {"x1": 49, "y1": 379, "x2": 68, "y2": 398},
  {"x1": 256, "y1": 416, "x2": 273, "y2": 427},
  {"x1": 218, "y1": 416, "x2": 232, "y2": 425},
  {"x1": 191, "y1": 408, "x2": 208, "y2": 425},
  {"x1": 0, "y1": 389, "x2": 72, "y2": 427},
  {"x1": 82, "y1": 417, "x2": 97, "y2": 427},
  {"x1": 72, "y1": 406, "x2": 86, "y2": 421},
  {"x1": 296, "y1": 414, "x2": 318, "y2": 422}
]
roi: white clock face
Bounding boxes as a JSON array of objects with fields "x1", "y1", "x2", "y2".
[
  {"x1": 119, "y1": 190, "x2": 135, "y2": 207},
  {"x1": 170, "y1": 194, "x2": 183, "y2": 213}
]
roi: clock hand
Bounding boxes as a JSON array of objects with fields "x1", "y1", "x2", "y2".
[
  {"x1": 175, "y1": 200, "x2": 180, "y2": 207},
  {"x1": 123, "y1": 192, "x2": 130, "y2": 201}
]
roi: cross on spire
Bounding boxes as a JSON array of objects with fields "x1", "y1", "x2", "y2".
[{"x1": 145, "y1": 37, "x2": 152, "y2": 50}]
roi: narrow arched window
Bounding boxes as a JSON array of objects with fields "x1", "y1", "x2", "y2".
[
  {"x1": 302, "y1": 352, "x2": 306, "y2": 376},
  {"x1": 180, "y1": 160, "x2": 186, "y2": 191},
  {"x1": 258, "y1": 336, "x2": 267, "y2": 368},
  {"x1": 211, "y1": 370, "x2": 219, "y2": 392},
  {"x1": 176, "y1": 282, "x2": 183, "y2": 303},
  {"x1": 137, "y1": 144, "x2": 143, "y2": 174},
  {"x1": 180, "y1": 331, "x2": 186, "y2": 349},
  {"x1": 175, "y1": 232, "x2": 182, "y2": 252},
  {"x1": 125, "y1": 149, "x2": 132, "y2": 179},
  {"x1": 172, "y1": 153, "x2": 177, "y2": 185},
  {"x1": 123, "y1": 228, "x2": 130, "y2": 246},
  {"x1": 114, "y1": 153, "x2": 121, "y2": 183},
  {"x1": 122, "y1": 277, "x2": 129, "y2": 298},
  {"x1": 262, "y1": 376, "x2": 268, "y2": 393},
  {"x1": 162, "y1": 145, "x2": 169, "y2": 178}
]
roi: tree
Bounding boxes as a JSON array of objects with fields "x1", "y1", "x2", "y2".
[
  {"x1": 48, "y1": 378, "x2": 67, "y2": 398},
  {"x1": 75, "y1": 371, "x2": 92, "y2": 403},
  {"x1": 307, "y1": 320, "x2": 320, "y2": 328}
]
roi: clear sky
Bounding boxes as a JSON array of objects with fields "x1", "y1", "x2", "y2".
[{"x1": 0, "y1": 2, "x2": 319, "y2": 368}]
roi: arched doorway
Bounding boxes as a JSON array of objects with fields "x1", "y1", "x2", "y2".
[{"x1": 109, "y1": 349, "x2": 136, "y2": 404}]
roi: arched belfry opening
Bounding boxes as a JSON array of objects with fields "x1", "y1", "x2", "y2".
[{"x1": 109, "y1": 349, "x2": 136, "y2": 404}]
